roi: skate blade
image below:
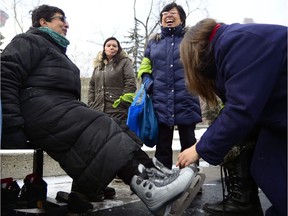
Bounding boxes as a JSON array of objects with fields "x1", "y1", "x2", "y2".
[
  {"x1": 169, "y1": 172, "x2": 206, "y2": 216},
  {"x1": 154, "y1": 202, "x2": 172, "y2": 216},
  {"x1": 14, "y1": 208, "x2": 46, "y2": 214}
]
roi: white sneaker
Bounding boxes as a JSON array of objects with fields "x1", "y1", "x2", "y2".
[{"x1": 130, "y1": 165, "x2": 195, "y2": 214}]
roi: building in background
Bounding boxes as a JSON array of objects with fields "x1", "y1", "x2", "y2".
[
  {"x1": 0, "y1": 9, "x2": 9, "y2": 50},
  {"x1": 243, "y1": 18, "x2": 254, "y2": 23},
  {"x1": 0, "y1": 10, "x2": 9, "y2": 27}
]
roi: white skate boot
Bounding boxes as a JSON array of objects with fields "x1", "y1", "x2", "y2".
[{"x1": 130, "y1": 163, "x2": 195, "y2": 215}]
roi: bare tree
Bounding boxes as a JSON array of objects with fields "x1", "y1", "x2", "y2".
[{"x1": 1, "y1": 0, "x2": 43, "y2": 34}]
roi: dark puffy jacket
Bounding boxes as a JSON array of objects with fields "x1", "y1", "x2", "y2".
[
  {"x1": 1, "y1": 28, "x2": 141, "y2": 193},
  {"x1": 139, "y1": 26, "x2": 202, "y2": 126}
]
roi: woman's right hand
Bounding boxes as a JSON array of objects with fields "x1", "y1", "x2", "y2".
[{"x1": 176, "y1": 144, "x2": 200, "y2": 168}]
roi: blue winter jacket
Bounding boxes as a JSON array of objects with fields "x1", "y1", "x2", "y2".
[
  {"x1": 138, "y1": 26, "x2": 202, "y2": 126},
  {"x1": 196, "y1": 23, "x2": 287, "y2": 215}
]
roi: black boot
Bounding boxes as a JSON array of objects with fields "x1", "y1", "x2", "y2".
[
  {"x1": 1, "y1": 177, "x2": 21, "y2": 216},
  {"x1": 203, "y1": 138, "x2": 264, "y2": 216},
  {"x1": 18, "y1": 173, "x2": 47, "y2": 209}
]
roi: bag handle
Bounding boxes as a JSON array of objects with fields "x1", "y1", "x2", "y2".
[{"x1": 131, "y1": 84, "x2": 145, "y2": 106}]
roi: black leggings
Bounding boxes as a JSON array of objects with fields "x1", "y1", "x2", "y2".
[
  {"x1": 113, "y1": 118, "x2": 155, "y2": 185},
  {"x1": 155, "y1": 124, "x2": 197, "y2": 169}
]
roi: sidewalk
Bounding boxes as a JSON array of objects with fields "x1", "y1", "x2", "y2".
[{"x1": 15, "y1": 162, "x2": 271, "y2": 216}]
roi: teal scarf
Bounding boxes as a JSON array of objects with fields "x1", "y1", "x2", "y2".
[{"x1": 38, "y1": 27, "x2": 70, "y2": 48}]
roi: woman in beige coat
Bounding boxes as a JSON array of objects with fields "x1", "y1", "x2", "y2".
[{"x1": 88, "y1": 37, "x2": 136, "y2": 122}]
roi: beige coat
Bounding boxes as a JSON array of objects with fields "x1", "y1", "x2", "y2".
[{"x1": 88, "y1": 51, "x2": 136, "y2": 121}]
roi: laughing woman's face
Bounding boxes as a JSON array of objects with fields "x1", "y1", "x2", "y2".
[{"x1": 161, "y1": 7, "x2": 182, "y2": 27}]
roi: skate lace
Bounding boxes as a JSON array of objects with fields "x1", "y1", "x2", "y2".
[
  {"x1": 220, "y1": 165, "x2": 227, "y2": 199},
  {"x1": 146, "y1": 168, "x2": 166, "y2": 179},
  {"x1": 146, "y1": 168, "x2": 180, "y2": 187},
  {"x1": 221, "y1": 165, "x2": 233, "y2": 200}
]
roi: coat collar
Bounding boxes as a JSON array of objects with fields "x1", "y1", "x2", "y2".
[
  {"x1": 161, "y1": 25, "x2": 185, "y2": 37},
  {"x1": 93, "y1": 50, "x2": 130, "y2": 68}
]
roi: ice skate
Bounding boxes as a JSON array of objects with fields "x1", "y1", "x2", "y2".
[
  {"x1": 130, "y1": 163, "x2": 195, "y2": 215},
  {"x1": 169, "y1": 167, "x2": 205, "y2": 216},
  {"x1": 151, "y1": 157, "x2": 174, "y2": 175},
  {"x1": 148, "y1": 157, "x2": 205, "y2": 215}
]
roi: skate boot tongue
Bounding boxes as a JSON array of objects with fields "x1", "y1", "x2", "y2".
[{"x1": 152, "y1": 157, "x2": 173, "y2": 175}]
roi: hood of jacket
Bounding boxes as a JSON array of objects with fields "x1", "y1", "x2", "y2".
[{"x1": 93, "y1": 50, "x2": 133, "y2": 68}]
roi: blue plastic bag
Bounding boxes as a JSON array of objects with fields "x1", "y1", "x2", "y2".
[
  {"x1": 127, "y1": 84, "x2": 158, "y2": 147},
  {"x1": 126, "y1": 85, "x2": 145, "y2": 136}
]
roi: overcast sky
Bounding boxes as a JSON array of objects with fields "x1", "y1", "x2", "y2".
[{"x1": 1, "y1": 0, "x2": 287, "y2": 75}]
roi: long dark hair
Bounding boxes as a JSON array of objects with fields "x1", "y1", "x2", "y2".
[
  {"x1": 100, "y1": 37, "x2": 123, "y2": 69},
  {"x1": 180, "y1": 18, "x2": 219, "y2": 107}
]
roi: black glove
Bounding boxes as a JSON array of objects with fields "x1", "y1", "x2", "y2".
[
  {"x1": 142, "y1": 74, "x2": 154, "y2": 95},
  {"x1": 1, "y1": 127, "x2": 29, "y2": 149}
]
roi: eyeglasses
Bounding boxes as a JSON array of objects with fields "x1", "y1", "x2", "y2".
[
  {"x1": 162, "y1": 11, "x2": 178, "y2": 16},
  {"x1": 49, "y1": 15, "x2": 66, "y2": 23}
]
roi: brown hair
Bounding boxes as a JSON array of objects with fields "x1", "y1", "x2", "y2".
[
  {"x1": 180, "y1": 18, "x2": 220, "y2": 107},
  {"x1": 100, "y1": 37, "x2": 123, "y2": 70}
]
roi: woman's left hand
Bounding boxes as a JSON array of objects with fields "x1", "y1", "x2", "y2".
[{"x1": 176, "y1": 144, "x2": 200, "y2": 168}]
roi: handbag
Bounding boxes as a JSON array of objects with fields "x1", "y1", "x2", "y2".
[{"x1": 126, "y1": 84, "x2": 158, "y2": 147}]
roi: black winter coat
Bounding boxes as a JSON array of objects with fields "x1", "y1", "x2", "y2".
[{"x1": 1, "y1": 28, "x2": 141, "y2": 193}]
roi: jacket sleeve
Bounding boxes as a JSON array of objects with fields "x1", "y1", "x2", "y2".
[
  {"x1": 87, "y1": 69, "x2": 96, "y2": 107},
  {"x1": 196, "y1": 31, "x2": 286, "y2": 165},
  {"x1": 1, "y1": 34, "x2": 43, "y2": 130},
  {"x1": 112, "y1": 58, "x2": 136, "y2": 108},
  {"x1": 137, "y1": 41, "x2": 153, "y2": 78},
  {"x1": 138, "y1": 57, "x2": 152, "y2": 78},
  {"x1": 122, "y1": 58, "x2": 137, "y2": 95}
]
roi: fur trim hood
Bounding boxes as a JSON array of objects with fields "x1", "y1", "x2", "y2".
[{"x1": 93, "y1": 50, "x2": 134, "y2": 68}]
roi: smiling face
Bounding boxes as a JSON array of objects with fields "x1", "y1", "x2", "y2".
[
  {"x1": 161, "y1": 7, "x2": 182, "y2": 27},
  {"x1": 39, "y1": 12, "x2": 69, "y2": 36}
]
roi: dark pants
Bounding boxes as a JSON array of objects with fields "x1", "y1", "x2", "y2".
[
  {"x1": 72, "y1": 120, "x2": 154, "y2": 194},
  {"x1": 113, "y1": 119, "x2": 155, "y2": 185},
  {"x1": 117, "y1": 149, "x2": 154, "y2": 185},
  {"x1": 155, "y1": 124, "x2": 197, "y2": 169}
]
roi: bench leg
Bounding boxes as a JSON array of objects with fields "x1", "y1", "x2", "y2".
[{"x1": 33, "y1": 149, "x2": 43, "y2": 178}]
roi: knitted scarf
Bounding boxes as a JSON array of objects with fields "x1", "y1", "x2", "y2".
[{"x1": 38, "y1": 27, "x2": 70, "y2": 48}]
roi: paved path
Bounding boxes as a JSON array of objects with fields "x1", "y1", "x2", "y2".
[{"x1": 15, "y1": 163, "x2": 271, "y2": 215}]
